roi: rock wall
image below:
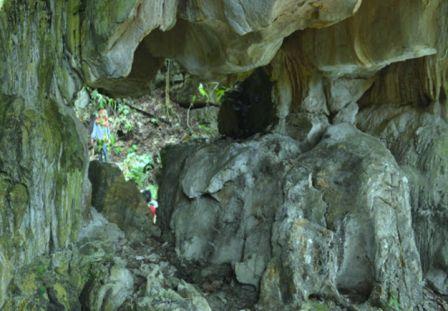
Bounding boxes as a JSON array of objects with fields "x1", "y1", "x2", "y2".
[
  {"x1": 157, "y1": 0, "x2": 448, "y2": 309},
  {"x1": 0, "y1": 1, "x2": 89, "y2": 306},
  {"x1": 159, "y1": 125, "x2": 423, "y2": 309}
]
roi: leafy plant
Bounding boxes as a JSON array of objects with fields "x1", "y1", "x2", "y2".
[
  {"x1": 90, "y1": 89, "x2": 109, "y2": 109},
  {"x1": 128, "y1": 144, "x2": 138, "y2": 153},
  {"x1": 118, "y1": 148, "x2": 153, "y2": 189},
  {"x1": 113, "y1": 145, "x2": 123, "y2": 156},
  {"x1": 196, "y1": 82, "x2": 228, "y2": 104}
]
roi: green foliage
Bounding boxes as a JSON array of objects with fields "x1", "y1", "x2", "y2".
[
  {"x1": 195, "y1": 82, "x2": 228, "y2": 104},
  {"x1": 90, "y1": 89, "x2": 111, "y2": 109},
  {"x1": 111, "y1": 102, "x2": 134, "y2": 135},
  {"x1": 87, "y1": 88, "x2": 135, "y2": 141},
  {"x1": 118, "y1": 146, "x2": 154, "y2": 189},
  {"x1": 113, "y1": 145, "x2": 123, "y2": 156},
  {"x1": 198, "y1": 83, "x2": 208, "y2": 99}
]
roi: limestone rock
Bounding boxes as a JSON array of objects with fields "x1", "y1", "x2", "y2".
[
  {"x1": 290, "y1": 0, "x2": 441, "y2": 77},
  {"x1": 81, "y1": 0, "x2": 177, "y2": 95},
  {"x1": 0, "y1": 94, "x2": 88, "y2": 306},
  {"x1": 88, "y1": 160, "x2": 156, "y2": 240},
  {"x1": 159, "y1": 134, "x2": 300, "y2": 290},
  {"x1": 84, "y1": 259, "x2": 135, "y2": 310},
  {"x1": 159, "y1": 125, "x2": 422, "y2": 309},
  {"x1": 259, "y1": 124, "x2": 422, "y2": 309},
  {"x1": 144, "y1": 0, "x2": 361, "y2": 79},
  {"x1": 358, "y1": 104, "x2": 448, "y2": 297},
  {"x1": 1, "y1": 0, "x2": 448, "y2": 309},
  {"x1": 269, "y1": 0, "x2": 446, "y2": 136},
  {"x1": 0, "y1": 2, "x2": 89, "y2": 307},
  {"x1": 4, "y1": 208, "x2": 212, "y2": 310}
]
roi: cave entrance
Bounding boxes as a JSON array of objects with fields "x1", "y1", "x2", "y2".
[
  {"x1": 74, "y1": 60, "x2": 223, "y2": 200},
  {"x1": 72, "y1": 59, "x2": 263, "y2": 310}
]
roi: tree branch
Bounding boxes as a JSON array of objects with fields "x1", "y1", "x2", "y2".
[
  {"x1": 175, "y1": 100, "x2": 220, "y2": 110},
  {"x1": 121, "y1": 102, "x2": 172, "y2": 125}
]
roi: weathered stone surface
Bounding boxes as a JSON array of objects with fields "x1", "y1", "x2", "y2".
[
  {"x1": 1, "y1": 209, "x2": 125, "y2": 310},
  {"x1": 159, "y1": 134, "x2": 300, "y2": 290},
  {"x1": 3, "y1": 209, "x2": 212, "y2": 310},
  {"x1": 81, "y1": 0, "x2": 177, "y2": 96},
  {"x1": 358, "y1": 104, "x2": 448, "y2": 297},
  {"x1": 144, "y1": 0, "x2": 361, "y2": 79},
  {"x1": 269, "y1": 0, "x2": 446, "y2": 137},
  {"x1": 259, "y1": 124, "x2": 422, "y2": 309},
  {"x1": 159, "y1": 125, "x2": 422, "y2": 309},
  {"x1": 88, "y1": 160, "x2": 156, "y2": 240},
  {"x1": 0, "y1": 1, "x2": 91, "y2": 306},
  {"x1": 291, "y1": 0, "x2": 441, "y2": 76}
]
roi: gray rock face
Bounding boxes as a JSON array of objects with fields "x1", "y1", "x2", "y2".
[
  {"x1": 2, "y1": 208, "x2": 212, "y2": 310},
  {"x1": 160, "y1": 134, "x2": 299, "y2": 281},
  {"x1": 78, "y1": 210, "x2": 213, "y2": 311},
  {"x1": 81, "y1": 0, "x2": 177, "y2": 95},
  {"x1": 358, "y1": 105, "x2": 448, "y2": 296},
  {"x1": 259, "y1": 124, "x2": 422, "y2": 309},
  {"x1": 145, "y1": 0, "x2": 361, "y2": 79},
  {"x1": 159, "y1": 124, "x2": 422, "y2": 309},
  {"x1": 0, "y1": 1, "x2": 92, "y2": 306},
  {"x1": 88, "y1": 160, "x2": 157, "y2": 240}
]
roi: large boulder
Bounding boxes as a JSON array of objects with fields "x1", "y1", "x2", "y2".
[
  {"x1": 88, "y1": 160, "x2": 156, "y2": 240},
  {"x1": 358, "y1": 104, "x2": 448, "y2": 296},
  {"x1": 159, "y1": 124, "x2": 422, "y2": 309},
  {"x1": 258, "y1": 124, "x2": 422, "y2": 309}
]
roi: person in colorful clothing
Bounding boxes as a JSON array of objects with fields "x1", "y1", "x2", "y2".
[
  {"x1": 91, "y1": 109, "x2": 111, "y2": 162},
  {"x1": 143, "y1": 190, "x2": 158, "y2": 224}
]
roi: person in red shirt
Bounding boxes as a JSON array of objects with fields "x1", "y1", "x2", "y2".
[{"x1": 143, "y1": 190, "x2": 158, "y2": 224}]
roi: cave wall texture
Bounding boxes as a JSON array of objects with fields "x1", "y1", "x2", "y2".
[{"x1": 0, "y1": 0, "x2": 447, "y2": 309}]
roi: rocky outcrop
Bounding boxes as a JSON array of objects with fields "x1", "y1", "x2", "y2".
[
  {"x1": 81, "y1": 0, "x2": 363, "y2": 93},
  {"x1": 88, "y1": 160, "x2": 157, "y2": 240},
  {"x1": 143, "y1": 0, "x2": 362, "y2": 79},
  {"x1": 358, "y1": 103, "x2": 448, "y2": 296},
  {"x1": 81, "y1": 0, "x2": 177, "y2": 96},
  {"x1": 159, "y1": 125, "x2": 422, "y2": 309},
  {"x1": 2, "y1": 209, "x2": 212, "y2": 310},
  {"x1": 268, "y1": 0, "x2": 447, "y2": 142}
]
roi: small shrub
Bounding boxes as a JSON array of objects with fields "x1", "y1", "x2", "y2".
[
  {"x1": 196, "y1": 82, "x2": 228, "y2": 104},
  {"x1": 118, "y1": 148, "x2": 153, "y2": 189}
]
